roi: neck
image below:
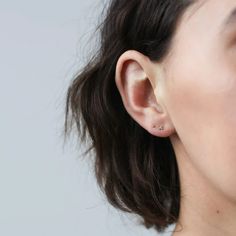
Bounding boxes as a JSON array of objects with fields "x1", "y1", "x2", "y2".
[{"x1": 170, "y1": 134, "x2": 236, "y2": 236}]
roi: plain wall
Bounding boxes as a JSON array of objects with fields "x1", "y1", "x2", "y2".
[{"x1": 0, "y1": 0, "x2": 174, "y2": 235}]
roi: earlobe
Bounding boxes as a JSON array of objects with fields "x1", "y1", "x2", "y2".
[{"x1": 115, "y1": 50, "x2": 175, "y2": 137}]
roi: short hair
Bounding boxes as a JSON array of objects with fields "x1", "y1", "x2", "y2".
[{"x1": 64, "y1": 0, "x2": 195, "y2": 233}]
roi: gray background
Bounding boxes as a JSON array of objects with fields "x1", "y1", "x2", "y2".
[{"x1": 0, "y1": 0, "x2": 174, "y2": 235}]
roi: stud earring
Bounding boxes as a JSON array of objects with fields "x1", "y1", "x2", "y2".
[{"x1": 153, "y1": 125, "x2": 164, "y2": 131}]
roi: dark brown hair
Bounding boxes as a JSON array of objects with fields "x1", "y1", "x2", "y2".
[{"x1": 64, "y1": 0, "x2": 195, "y2": 233}]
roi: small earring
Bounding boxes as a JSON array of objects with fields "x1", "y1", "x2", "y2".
[{"x1": 153, "y1": 125, "x2": 164, "y2": 131}]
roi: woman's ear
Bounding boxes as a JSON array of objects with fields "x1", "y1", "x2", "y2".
[{"x1": 115, "y1": 50, "x2": 175, "y2": 137}]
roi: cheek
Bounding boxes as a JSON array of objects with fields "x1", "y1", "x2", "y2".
[{"x1": 164, "y1": 52, "x2": 236, "y2": 199}]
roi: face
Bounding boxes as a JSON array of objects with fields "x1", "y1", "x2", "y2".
[{"x1": 162, "y1": 0, "x2": 236, "y2": 203}]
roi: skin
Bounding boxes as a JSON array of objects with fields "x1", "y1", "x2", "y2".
[{"x1": 115, "y1": 0, "x2": 236, "y2": 235}]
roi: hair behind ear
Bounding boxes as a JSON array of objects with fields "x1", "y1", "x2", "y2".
[{"x1": 64, "y1": 0, "x2": 194, "y2": 233}]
